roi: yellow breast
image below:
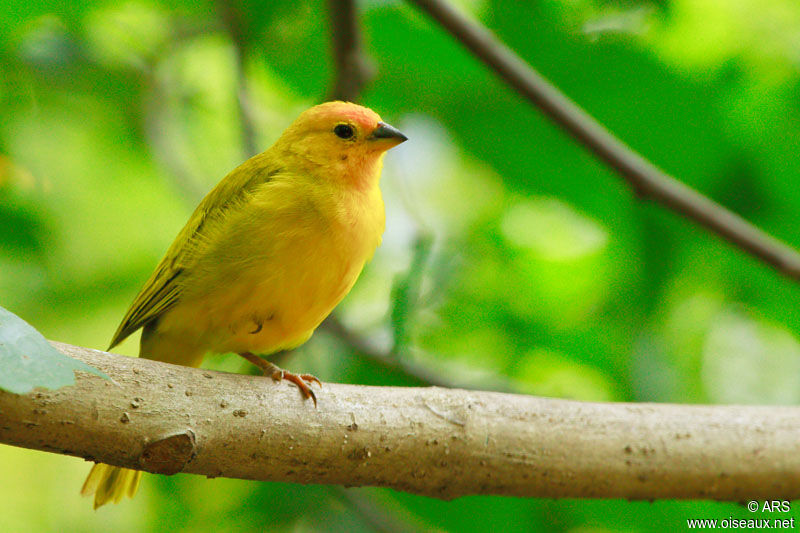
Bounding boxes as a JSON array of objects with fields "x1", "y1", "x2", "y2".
[{"x1": 154, "y1": 174, "x2": 385, "y2": 357}]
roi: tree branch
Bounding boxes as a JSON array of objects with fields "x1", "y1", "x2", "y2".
[
  {"x1": 3, "y1": 341, "x2": 800, "y2": 500},
  {"x1": 217, "y1": 0, "x2": 259, "y2": 158},
  {"x1": 320, "y1": 316, "x2": 515, "y2": 392},
  {"x1": 327, "y1": 0, "x2": 375, "y2": 102},
  {"x1": 143, "y1": 80, "x2": 209, "y2": 203},
  {"x1": 406, "y1": 0, "x2": 800, "y2": 280},
  {"x1": 321, "y1": 315, "x2": 453, "y2": 388}
]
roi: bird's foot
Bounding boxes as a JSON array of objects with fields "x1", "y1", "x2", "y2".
[
  {"x1": 238, "y1": 352, "x2": 321, "y2": 407},
  {"x1": 268, "y1": 367, "x2": 321, "y2": 407}
]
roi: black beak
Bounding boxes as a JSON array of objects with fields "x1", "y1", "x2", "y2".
[{"x1": 369, "y1": 122, "x2": 408, "y2": 143}]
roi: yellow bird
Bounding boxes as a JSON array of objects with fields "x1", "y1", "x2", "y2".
[{"x1": 81, "y1": 101, "x2": 407, "y2": 508}]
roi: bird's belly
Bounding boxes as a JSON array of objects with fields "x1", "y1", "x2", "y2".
[
  {"x1": 212, "y1": 258, "x2": 362, "y2": 354},
  {"x1": 154, "y1": 180, "x2": 384, "y2": 358},
  {"x1": 156, "y1": 239, "x2": 367, "y2": 357}
]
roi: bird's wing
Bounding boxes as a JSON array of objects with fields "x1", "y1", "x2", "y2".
[{"x1": 108, "y1": 158, "x2": 284, "y2": 349}]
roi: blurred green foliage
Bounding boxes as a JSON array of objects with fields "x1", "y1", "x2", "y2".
[{"x1": 1, "y1": 0, "x2": 800, "y2": 531}]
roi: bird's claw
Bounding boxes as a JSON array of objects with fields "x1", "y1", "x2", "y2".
[
  {"x1": 238, "y1": 352, "x2": 321, "y2": 407},
  {"x1": 269, "y1": 369, "x2": 320, "y2": 407},
  {"x1": 299, "y1": 373, "x2": 322, "y2": 388}
]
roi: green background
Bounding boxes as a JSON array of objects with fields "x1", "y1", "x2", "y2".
[{"x1": 1, "y1": 0, "x2": 799, "y2": 531}]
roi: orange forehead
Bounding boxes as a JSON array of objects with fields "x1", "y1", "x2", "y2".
[{"x1": 303, "y1": 101, "x2": 382, "y2": 131}]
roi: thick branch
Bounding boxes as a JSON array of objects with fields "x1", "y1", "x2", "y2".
[
  {"x1": 407, "y1": 0, "x2": 800, "y2": 280},
  {"x1": 2, "y1": 342, "x2": 800, "y2": 500}
]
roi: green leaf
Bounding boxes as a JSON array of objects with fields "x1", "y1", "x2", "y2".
[{"x1": 0, "y1": 306, "x2": 109, "y2": 394}]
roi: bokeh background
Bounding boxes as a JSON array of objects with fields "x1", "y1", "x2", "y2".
[{"x1": 2, "y1": 0, "x2": 800, "y2": 531}]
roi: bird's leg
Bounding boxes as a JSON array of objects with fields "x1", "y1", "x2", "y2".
[{"x1": 238, "y1": 352, "x2": 321, "y2": 407}]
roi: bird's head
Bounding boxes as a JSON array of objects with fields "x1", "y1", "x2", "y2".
[{"x1": 276, "y1": 101, "x2": 407, "y2": 189}]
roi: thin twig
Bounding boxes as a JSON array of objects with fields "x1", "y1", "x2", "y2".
[
  {"x1": 143, "y1": 67, "x2": 207, "y2": 203},
  {"x1": 327, "y1": 0, "x2": 375, "y2": 102},
  {"x1": 331, "y1": 487, "x2": 422, "y2": 533},
  {"x1": 4, "y1": 341, "x2": 800, "y2": 501},
  {"x1": 320, "y1": 316, "x2": 516, "y2": 392},
  {"x1": 320, "y1": 316, "x2": 453, "y2": 388},
  {"x1": 407, "y1": 0, "x2": 800, "y2": 280},
  {"x1": 217, "y1": 0, "x2": 259, "y2": 157}
]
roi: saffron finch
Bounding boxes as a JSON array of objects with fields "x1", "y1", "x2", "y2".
[{"x1": 81, "y1": 101, "x2": 407, "y2": 508}]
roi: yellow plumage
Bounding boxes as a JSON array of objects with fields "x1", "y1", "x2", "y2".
[
  {"x1": 81, "y1": 102, "x2": 406, "y2": 508},
  {"x1": 81, "y1": 464, "x2": 142, "y2": 509}
]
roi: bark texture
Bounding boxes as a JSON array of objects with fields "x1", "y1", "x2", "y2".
[{"x1": 1, "y1": 342, "x2": 799, "y2": 500}]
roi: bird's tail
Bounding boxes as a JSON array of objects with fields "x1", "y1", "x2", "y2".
[
  {"x1": 81, "y1": 463, "x2": 142, "y2": 509},
  {"x1": 81, "y1": 323, "x2": 205, "y2": 508}
]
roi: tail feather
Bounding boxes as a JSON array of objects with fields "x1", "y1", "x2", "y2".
[
  {"x1": 81, "y1": 323, "x2": 205, "y2": 508},
  {"x1": 81, "y1": 463, "x2": 142, "y2": 509}
]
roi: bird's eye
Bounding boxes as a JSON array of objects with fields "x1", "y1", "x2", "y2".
[{"x1": 334, "y1": 124, "x2": 355, "y2": 139}]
